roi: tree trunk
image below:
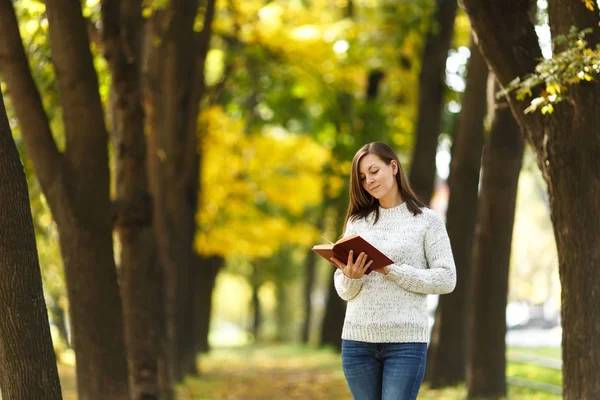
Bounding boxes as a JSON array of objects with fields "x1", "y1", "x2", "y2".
[
  {"x1": 461, "y1": 1, "x2": 600, "y2": 397},
  {"x1": 101, "y1": 1, "x2": 164, "y2": 398},
  {"x1": 301, "y1": 243, "x2": 318, "y2": 344},
  {"x1": 0, "y1": 1, "x2": 130, "y2": 398},
  {"x1": 251, "y1": 281, "x2": 262, "y2": 340},
  {"x1": 544, "y1": 6, "x2": 600, "y2": 397},
  {"x1": 467, "y1": 81, "x2": 523, "y2": 398},
  {"x1": 409, "y1": 0, "x2": 458, "y2": 204},
  {"x1": 320, "y1": 279, "x2": 346, "y2": 352},
  {"x1": 193, "y1": 255, "x2": 223, "y2": 354},
  {"x1": 319, "y1": 196, "x2": 350, "y2": 352},
  {"x1": 426, "y1": 37, "x2": 488, "y2": 388},
  {"x1": 0, "y1": 88, "x2": 63, "y2": 400},
  {"x1": 301, "y1": 204, "x2": 329, "y2": 344},
  {"x1": 143, "y1": 0, "x2": 216, "y2": 384},
  {"x1": 276, "y1": 283, "x2": 289, "y2": 342},
  {"x1": 545, "y1": 91, "x2": 600, "y2": 400}
]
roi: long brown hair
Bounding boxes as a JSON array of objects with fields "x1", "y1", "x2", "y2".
[{"x1": 343, "y1": 142, "x2": 426, "y2": 230}]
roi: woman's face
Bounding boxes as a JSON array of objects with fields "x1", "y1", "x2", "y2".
[{"x1": 358, "y1": 153, "x2": 398, "y2": 201}]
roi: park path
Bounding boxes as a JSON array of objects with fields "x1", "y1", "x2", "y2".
[{"x1": 178, "y1": 347, "x2": 351, "y2": 400}]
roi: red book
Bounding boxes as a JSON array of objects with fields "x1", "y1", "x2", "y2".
[{"x1": 312, "y1": 234, "x2": 394, "y2": 274}]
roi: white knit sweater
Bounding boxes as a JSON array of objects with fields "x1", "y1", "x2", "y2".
[{"x1": 334, "y1": 202, "x2": 456, "y2": 343}]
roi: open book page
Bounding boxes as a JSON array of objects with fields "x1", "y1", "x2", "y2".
[{"x1": 311, "y1": 235, "x2": 393, "y2": 271}]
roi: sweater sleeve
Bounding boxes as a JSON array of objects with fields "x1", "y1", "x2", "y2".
[
  {"x1": 386, "y1": 212, "x2": 456, "y2": 295},
  {"x1": 333, "y1": 218, "x2": 366, "y2": 301}
]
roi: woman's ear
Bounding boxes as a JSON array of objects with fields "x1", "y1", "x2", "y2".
[{"x1": 391, "y1": 160, "x2": 398, "y2": 175}]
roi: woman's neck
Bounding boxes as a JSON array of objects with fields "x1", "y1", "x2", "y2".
[{"x1": 379, "y1": 191, "x2": 404, "y2": 209}]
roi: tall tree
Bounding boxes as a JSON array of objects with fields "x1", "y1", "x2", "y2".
[
  {"x1": 319, "y1": 201, "x2": 350, "y2": 351},
  {"x1": 467, "y1": 79, "x2": 523, "y2": 397},
  {"x1": 426, "y1": 37, "x2": 488, "y2": 387},
  {"x1": 143, "y1": 0, "x2": 216, "y2": 383},
  {"x1": 101, "y1": 0, "x2": 164, "y2": 398},
  {"x1": 0, "y1": 1, "x2": 130, "y2": 398},
  {"x1": 0, "y1": 88, "x2": 63, "y2": 400},
  {"x1": 193, "y1": 255, "x2": 223, "y2": 353},
  {"x1": 409, "y1": 0, "x2": 458, "y2": 204},
  {"x1": 461, "y1": 1, "x2": 600, "y2": 397},
  {"x1": 302, "y1": 207, "x2": 327, "y2": 344}
]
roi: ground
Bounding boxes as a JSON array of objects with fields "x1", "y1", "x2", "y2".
[{"x1": 57, "y1": 344, "x2": 562, "y2": 399}]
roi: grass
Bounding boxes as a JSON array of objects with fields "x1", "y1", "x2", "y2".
[
  {"x1": 509, "y1": 346, "x2": 561, "y2": 360},
  {"x1": 56, "y1": 344, "x2": 562, "y2": 399},
  {"x1": 174, "y1": 344, "x2": 562, "y2": 400},
  {"x1": 507, "y1": 363, "x2": 562, "y2": 388}
]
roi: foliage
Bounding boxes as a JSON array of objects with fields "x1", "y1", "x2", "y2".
[
  {"x1": 500, "y1": 27, "x2": 600, "y2": 115},
  {"x1": 582, "y1": 0, "x2": 595, "y2": 12},
  {"x1": 209, "y1": 0, "x2": 433, "y2": 153},
  {"x1": 196, "y1": 0, "x2": 437, "y2": 263},
  {"x1": 195, "y1": 106, "x2": 329, "y2": 259}
]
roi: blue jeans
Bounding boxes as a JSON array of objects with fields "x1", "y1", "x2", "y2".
[{"x1": 341, "y1": 340, "x2": 427, "y2": 400}]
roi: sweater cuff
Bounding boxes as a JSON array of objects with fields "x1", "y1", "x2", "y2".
[
  {"x1": 387, "y1": 263, "x2": 408, "y2": 285},
  {"x1": 338, "y1": 272, "x2": 366, "y2": 287}
]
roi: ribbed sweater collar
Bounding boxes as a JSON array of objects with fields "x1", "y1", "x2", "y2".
[{"x1": 378, "y1": 201, "x2": 410, "y2": 218}]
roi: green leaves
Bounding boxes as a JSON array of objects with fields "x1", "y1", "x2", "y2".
[{"x1": 500, "y1": 27, "x2": 600, "y2": 115}]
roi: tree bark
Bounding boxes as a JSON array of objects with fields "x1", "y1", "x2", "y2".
[
  {"x1": 319, "y1": 196, "x2": 350, "y2": 352},
  {"x1": 467, "y1": 81, "x2": 523, "y2": 398},
  {"x1": 101, "y1": 0, "x2": 164, "y2": 398},
  {"x1": 461, "y1": 1, "x2": 600, "y2": 398},
  {"x1": 193, "y1": 255, "x2": 223, "y2": 354},
  {"x1": 409, "y1": 0, "x2": 458, "y2": 204},
  {"x1": 251, "y1": 277, "x2": 262, "y2": 340},
  {"x1": 0, "y1": 1, "x2": 130, "y2": 398},
  {"x1": 0, "y1": 87, "x2": 63, "y2": 400},
  {"x1": 275, "y1": 282, "x2": 292, "y2": 342},
  {"x1": 302, "y1": 242, "x2": 318, "y2": 344},
  {"x1": 301, "y1": 205, "x2": 328, "y2": 344},
  {"x1": 143, "y1": 0, "x2": 216, "y2": 384},
  {"x1": 426, "y1": 37, "x2": 488, "y2": 388},
  {"x1": 320, "y1": 279, "x2": 346, "y2": 352}
]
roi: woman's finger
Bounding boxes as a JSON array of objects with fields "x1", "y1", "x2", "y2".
[
  {"x1": 356, "y1": 252, "x2": 366, "y2": 267},
  {"x1": 346, "y1": 250, "x2": 354, "y2": 267},
  {"x1": 363, "y1": 260, "x2": 373, "y2": 272},
  {"x1": 330, "y1": 257, "x2": 344, "y2": 269}
]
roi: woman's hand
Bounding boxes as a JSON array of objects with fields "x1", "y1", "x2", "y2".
[{"x1": 331, "y1": 250, "x2": 373, "y2": 279}]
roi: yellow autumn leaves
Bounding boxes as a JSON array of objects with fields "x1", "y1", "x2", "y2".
[{"x1": 195, "y1": 106, "x2": 343, "y2": 259}]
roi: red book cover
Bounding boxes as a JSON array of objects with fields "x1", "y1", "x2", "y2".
[{"x1": 312, "y1": 234, "x2": 394, "y2": 274}]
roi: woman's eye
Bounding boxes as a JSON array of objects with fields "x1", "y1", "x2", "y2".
[{"x1": 373, "y1": 170, "x2": 379, "y2": 174}]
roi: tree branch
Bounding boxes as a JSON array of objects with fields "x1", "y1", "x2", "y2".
[
  {"x1": 45, "y1": 0, "x2": 109, "y2": 173},
  {"x1": 0, "y1": 0, "x2": 62, "y2": 197}
]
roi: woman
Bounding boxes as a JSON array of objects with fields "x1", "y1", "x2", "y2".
[{"x1": 330, "y1": 142, "x2": 456, "y2": 400}]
